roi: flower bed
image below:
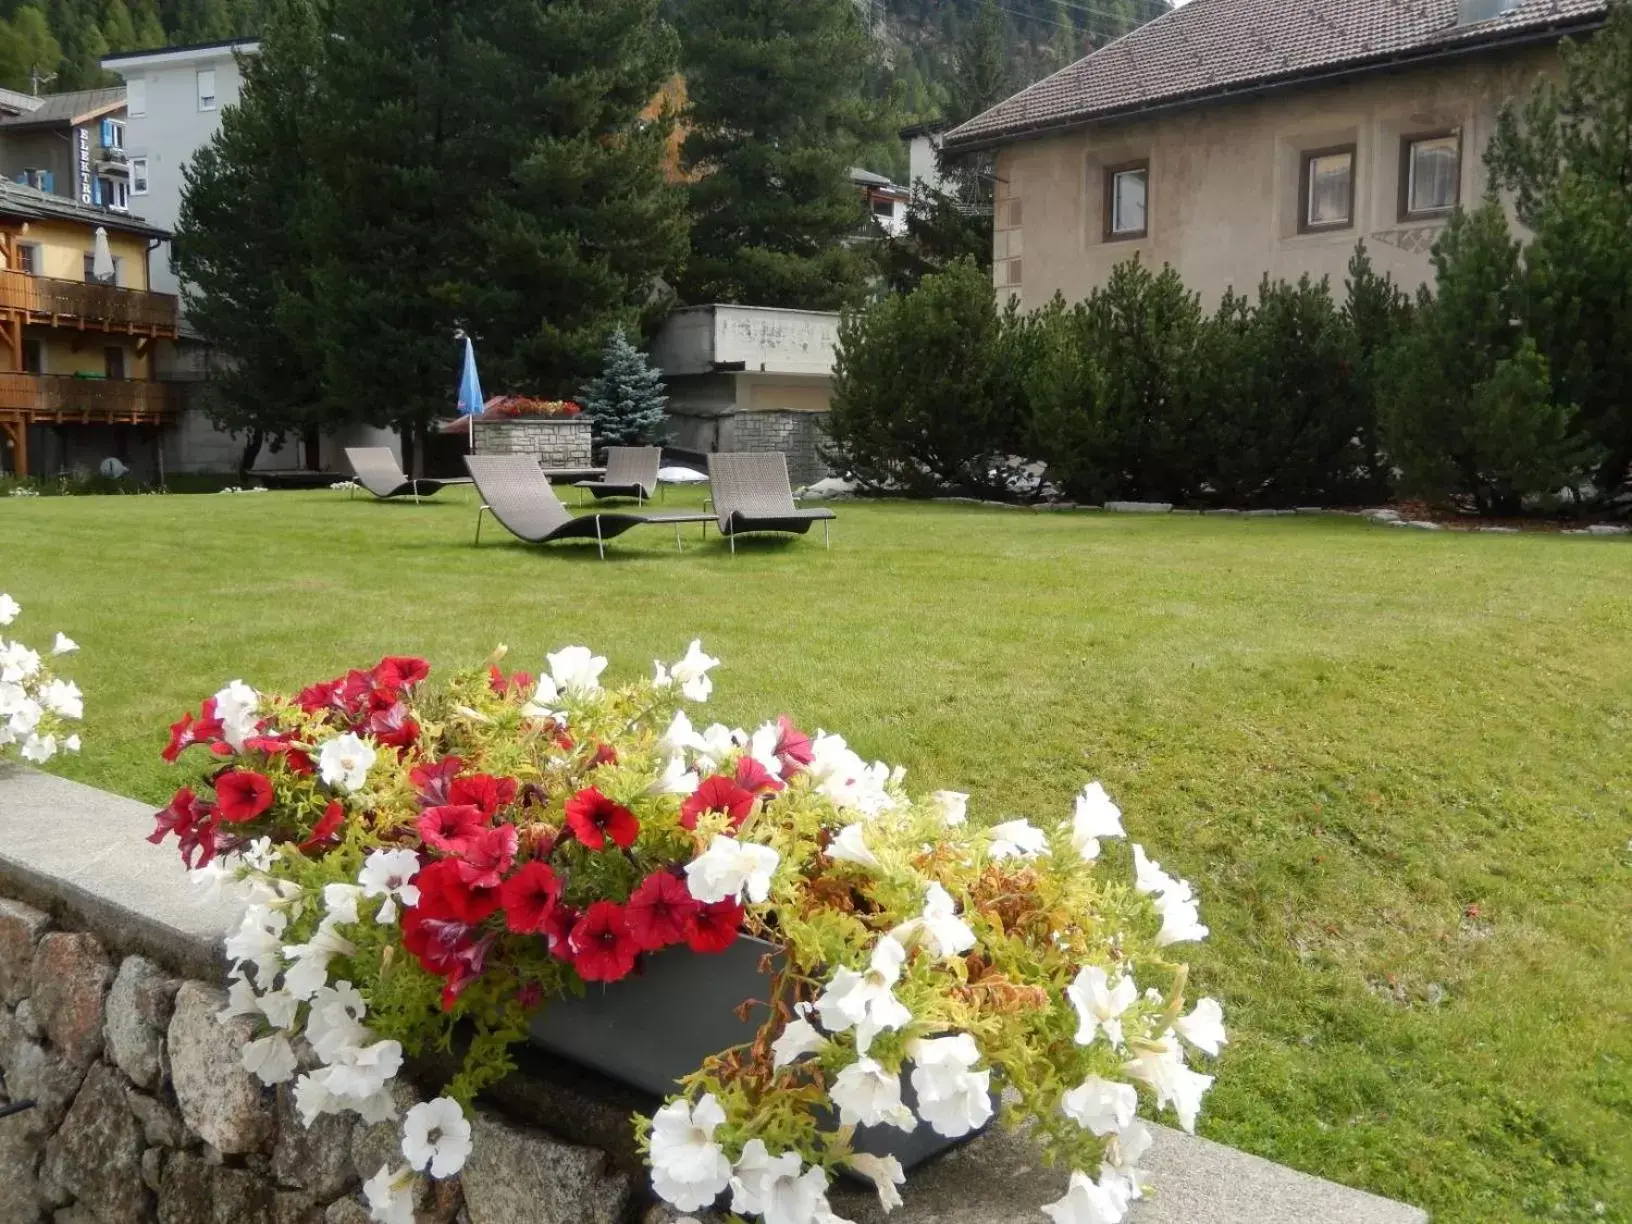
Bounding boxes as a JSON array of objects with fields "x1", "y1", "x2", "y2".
[
  {"x1": 145, "y1": 643, "x2": 1224, "y2": 1224},
  {"x1": 0, "y1": 592, "x2": 83, "y2": 764}
]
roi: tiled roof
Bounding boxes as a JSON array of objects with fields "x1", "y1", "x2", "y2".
[
  {"x1": 0, "y1": 177, "x2": 169, "y2": 239},
  {"x1": 943, "y1": 0, "x2": 1608, "y2": 151},
  {"x1": 0, "y1": 88, "x2": 125, "y2": 130}
]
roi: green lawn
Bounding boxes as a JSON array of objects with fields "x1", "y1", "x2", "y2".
[{"x1": 4, "y1": 487, "x2": 1630, "y2": 1223}]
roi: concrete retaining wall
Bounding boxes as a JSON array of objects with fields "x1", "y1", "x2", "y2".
[
  {"x1": 0, "y1": 766, "x2": 1429, "y2": 1224},
  {"x1": 472, "y1": 420, "x2": 592, "y2": 469}
]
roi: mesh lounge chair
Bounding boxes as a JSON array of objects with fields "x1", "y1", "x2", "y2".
[
  {"x1": 346, "y1": 448, "x2": 459, "y2": 504},
  {"x1": 707, "y1": 452, "x2": 835, "y2": 553},
  {"x1": 572, "y1": 447, "x2": 662, "y2": 504},
  {"x1": 466, "y1": 455, "x2": 708, "y2": 559}
]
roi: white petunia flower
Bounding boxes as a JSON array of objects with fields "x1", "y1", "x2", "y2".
[
  {"x1": 358, "y1": 849, "x2": 421, "y2": 923},
  {"x1": 747, "y1": 723, "x2": 787, "y2": 779},
  {"x1": 1070, "y1": 782, "x2": 1125, "y2": 860},
  {"x1": 313, "y1": 1038, "x2": 404, "y2": 1106},
  {"x1": 814, "y1": 936, "x2": 912, "y2": 1054},
  {"x1": 63, "y1": 734, "x2": 81, "y2": 753},
  {"x1": 242, "y1": 837, "x2": 276, "y2": 874},
  {"x1": 281, "y1": 917, "x2": 357, "y2": 1001},
  {"x1": 362, "y1": 1164, "x2": 415, "y2": 1224},
  {"x1": 213, "y1": 680, "x2": 260, "y2": 751},
  {"x1": 402, "y1": 1097, "x2": 473, "y2": 1178},
  {"x1": 931, "y1": 790, "x2": 969, "y2": 826},
  {"x1": 242, "y1": 1033, "x2": 298, "y2": 1085},
  {"x1": 649, "y1": 754, "x2": 700, "y2": 797},
  {"x1": 827, "y1": 823, "x2": 882, "y2": 871},
  {"x1": 1155, "y1": 891, "x2": 1210, "y2": 946},
  {"x1": 668, "y1": 639, "x2": 721, "y2": 703},
  {"x1": 7, "y1": 696, "x2": 41, "y2": 736},
  {"x1": 1132, "y1": 844, "x2": 1180, "y2": 896},
  {"x1": 830, "y1": 1057, "x2": 916, "y2": 1132},
  {"x1": 807, "y1": 732, "x2": 898, "y2": 817},
  {"x1": 771, "y1": 1016, "x2": 826, "y2": 1070},
  {"x1": 1061, "y1": 1075, "x2": 1138, "y2": 1137},
  {"x1": 546, "y1": 645, "x2": 607, "y2": 697},
  {"x1": 1174, "y1": 997, "x2": 1228, "y2": 1057},
  {"x1": 225, "y1": 904, "x2": 288, "y2": 984},
  {"x1": 987, "y1": 819, "x2": 1047, "y2": 861},
  {"x1": 318, "y1": 733, "x2": 376, "y2": 794},
  {"x1": 1041, "y1": 1169, "x2": 1130, "y2": 1224},
  {"x1": 1101, "y1": 1118, "x2": 1154, "y2": 1203},
  {"x1": 847, "y1": 1152, "x2": 906, "y2": 1214},
  {"x1": 730, "y1": 1141, "x2": 829, "y2": 1224},
  {"x1": 690, "y1": 722, "x2": 743, "y2": 771},
  {"x1": 520, "y1": 673, "x2": 560, "y2": 719},
  {"x1": 890, "y1": 883, "x2": 975, "y2": 961},
  {"x1": 0, "y1": 594, "x2": 18, "y2": 625},
  {"x1": 51, "y1": 632, "x2": 77, "y2": 656},
  {"x1": 0, "y1": 642, "x2": 41, "y2": 683},
  {"x1": 40, "y1": 679, "x2": 81, "y2": 720},
  {"x1": 306, "y1": 982, "x2": 371, "y2": 1064},
  {"x1": 20, "y1": 733, "x2": 55, "y2": 763},
  {"x1": 907, "y1": 1033, "x2": 993, "y2": 1138},
  {"x1": 684, "y1": 835, "x2": 780, "y2": 905},
  {"x1": 1124, "y1": 1035, "x2": 1214, "y2": 1134},
  {"x1": 660, "y1": 709, "x2": 697, "y2": 758},
  {"x1": 323, "y1": 883, "x2": 365, "y2": 926},
  {"x1": 1067, "y1": 966, "x2": 1138, "y2": 1049},
  {"x1": 649, "y1": 1094, "x2": 733, "y2": 1212}
]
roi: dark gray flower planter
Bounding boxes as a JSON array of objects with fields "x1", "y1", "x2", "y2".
[{"x1": 527, "y1": 936, "x2": 990, "y2": 1170}]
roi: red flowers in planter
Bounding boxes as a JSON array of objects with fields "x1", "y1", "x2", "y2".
[
  {"x1": 564, "y1": 787, "x2": 639, "y2": 850},
  {"x1": 418, "y1": 804, "x2": 487, "y2": 854},
  {"x1": 298, "y1": 801, "x2": 345, "y2": 852},
  {"x1": 500, "y1": 862, "x2": 561, "y2": 934},
  {"x1": 456, "y1": 824, "x2": 519, "y2": 889},
  {"x1": 215, "y1": 770, "x2": 274, "y2": 823},
  {"x1": 449, "y1": 774, "x2": 518, "y2": 819},
  {"x1": 686, "y1": 899, "x2": 745, "y2": 955},
  {"x1": 149, "y1": 786, "x2": 218, "y2": 868},
  {"x1": 681, "y1": 774, "x2": 756, "y2": 830},
  {"x1": 569, "y1": 901, "x2": 640, "y2": 982},
  {"x1": 625, "y1": 871, "x2": 698, "y2": 951},
  {"x1": 162, "y1": 701, "x2": 224, "y2": 763}
]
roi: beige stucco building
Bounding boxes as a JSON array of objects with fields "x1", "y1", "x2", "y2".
[{"x1": 944, "y1": 0, "x2": 1607, "y2": 310}]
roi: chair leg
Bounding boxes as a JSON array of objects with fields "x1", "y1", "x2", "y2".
[
  {"x1": 824, "y1": 520, "x2": 830, "y2": 550},
  {"x1": 475, "y1": 505, "x2": 489, "y2": 546},
  {"x1": 729, "y1": 532, "x2": 736, "y2": 556},
  {"x1": 674, "y1": 523, "x2": 684, "y2": 553},
  {"x1": 596, "y1": 517, "x2": 605, "y2": 561}
]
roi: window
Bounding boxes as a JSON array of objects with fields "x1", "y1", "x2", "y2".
[
  {"x1": 1401, "y1": 133, "x2": 1460, "y2": 219},
  {"x1": 132, "y1": 157, "x2": 149, "y2": 195},
  {"x1": 16, "y1": 244, "x2": 38, "y2": 276},
  {"x1": 1103, "y1": 161, "x2": 1148, "y2": 240},
  {"x1": 197, "y1": 69, "x2": 217, "y2": 111},
  {"x1": 127, "y1": 78, "x2": 146, "y2": 117},
  {"x1": 1300, "y1": 145, "x2": 1355, "y2": 231},
  {"x1": 84, "y1": 253, "x2": 96, "y2": 283},
  {"x1": 872, "y1": 198, "x2": 895, "y2": 218},
  {"x1": 105, "y1": 347, "x2": 126, "y2": 380},
  {"x1": 101, "y1": 119, "x2": 124, "y2": 150},
  {"x1": 22, "y1": 338, "x2": 43, "y2": 374},
  {"x1": 101, "y1": 178, "x2": 130, "y2": 212}
]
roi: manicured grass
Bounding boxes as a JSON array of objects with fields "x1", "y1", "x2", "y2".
[{"x1": 4, "y1": 487, "x2": 1630, "y2": 1222}]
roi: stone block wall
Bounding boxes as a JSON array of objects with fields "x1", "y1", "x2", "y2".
[
  {"x1": 0, "y1": 893, "x2": 634, "y2": 1224},
  {"x1": 729, "y1": 411, "x2": 832, "y2": 486},
  {"x1": 472, "y1": 420, "x2": 593, "y2": 469}
]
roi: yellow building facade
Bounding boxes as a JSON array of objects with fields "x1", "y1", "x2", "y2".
[{"x1": 0, "y1": 181, "x2": 178, "y2": 477}]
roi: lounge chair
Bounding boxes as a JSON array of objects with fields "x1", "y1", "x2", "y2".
[
  {"x1": 465, "y1": 456, "x2": 710, "y2": 560},
  {"x1": 707, "y1": 452, "x2": 835, "y2": 553},
  {"x1": 572, "y1": 447, "x2": 662, "y2": 504},
  {"x1": 346, "y1": 448, "x2": 465, "y2": 504}
]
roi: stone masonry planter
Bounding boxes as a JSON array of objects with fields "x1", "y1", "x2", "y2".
[
  {"x1": 472, "y1": 418, "x2": 593, "y2": 469},
  {"x1": 527, "y1": 935, "x2": 989, "y2": 1172}
]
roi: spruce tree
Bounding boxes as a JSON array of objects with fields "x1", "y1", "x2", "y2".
[
  {"x1": 677, "y1": 0, "x2": 886, "y2": 310},
  {"x1": 947, "y1": 0, "x2": 1011, "y2": 127},
  {"x1": 579, "y1": 328, "x2": 669, "y2": 449},
  {"x1": 0, "y1": 6, "x2": 62, "y2": 93},
  {"x1": 173, "y1": 0, "x2": 326, "y2": 473}
]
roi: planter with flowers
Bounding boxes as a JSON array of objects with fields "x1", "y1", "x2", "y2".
[
  {"x1": 147, "y1": 641, "x2": 1225, "y2": 1224},
  {"x1": 0, "y1": 592, "x2": 83, "y2": 765}
]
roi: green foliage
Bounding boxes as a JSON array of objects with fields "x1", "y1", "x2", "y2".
[
  {"x1": 875, "y1": 183, "x2": 994, "y2": 295},
  {"x1": 0, "y1": 6, "x2": 63, "y2": 92},
  {"x1": 676, "y1": 0, "x2": 886, "y2": 310},
  {"x1": 826, "y1": 259, "x2": 1031, "y2": 497},
  {"x1": 1379, "y1": 203, "x2": 1599, "y2": 515},
  {"x1": 578, "y1": 328, "x2": 669, "y2": 450},
  {"x1": 946, "y1": 0, "x2": 1011, "y2": 128},
  {"x1": 1342, "y1": 242, "x2": 1413, "y2": 500},
  {"x1": 172, "y1": 0, "x2": 326, "y2": 461}
]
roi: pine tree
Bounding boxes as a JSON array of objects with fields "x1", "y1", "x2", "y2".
[
  {"x1": 947, "y1": 0, "x2": 1010, "y2": 125},
  {"x1": 101, "y1": 0, "x2": 136, "y2": 51},
  {"x1": 131, "y1": 0, "x2": 164, "y2": 46},
  {"x1": 0, "y1": 6, "x2": 62, "y2": 92},
  {"x1": 579, "y1": 328, "x2": 669, "y2": 449},
  {"x1": 677, "y1": 0, "x2": 886, "y2": 310},
  {"x1": 173, "y1": 0, "x2": 326, "y2": 473}
]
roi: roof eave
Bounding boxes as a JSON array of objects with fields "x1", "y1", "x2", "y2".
[{"x1": 941, "y1": 14, "x2": 1606, "y2": 156}]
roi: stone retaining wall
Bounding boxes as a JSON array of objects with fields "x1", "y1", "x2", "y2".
[
  {"x1": 472, "y1": 420, "x2": 593, "y2": 469},
  {"x1": 729, "y1": 411, "x2": 831, "y2": 486}
]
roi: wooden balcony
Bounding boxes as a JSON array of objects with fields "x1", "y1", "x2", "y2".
[
  {"x1": 0, "y1": 270, "x2": 181, "y2": 338},
  {"x1": 0, "y1": 372, "x2": 180, "y2": 425}
]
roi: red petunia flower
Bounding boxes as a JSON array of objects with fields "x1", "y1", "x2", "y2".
[
  {"x1": 590, "y1": 743, "x2": 619, "y2": 769},
  {"x1": 214, "y1": 770, "x2": 274, "y2": 823},
  {"x1": 686, "y1": 899, "x2": 744, "y2": 955},
  {"x1": 295, "y1": 678, "x2": 341, "y2": 715},
  {"x1": 437, "y1": 934, "x2": 494, "y2": 1012},
  {"x1": 410, "y1": 757, "x2": 465, "y2": 808},
  {"x1": 162, "y1": 700, "x2": 224, "y2": 763},
  {"x1": 374, "y1": 656, "x2": 430, "y2": 690},
  {"x1": 455, "y1": 824, "x2": 519, "y2": 889},
  {"x1": 244, "y1": 735, "x2": 315, "y2": 776},
  {"x1": 417, "y1": 804, "x2": 488, "y2": 854},
  {"x1": 499, "y1": 862, "x2": 561, "y2": 934},
  {"x1": 542, "y1": 904, "x2": 580, "y2": 961},
  {"x1": 449, "y1": 774, "x2": 519, "y2": 819},
  {"x1": 563, "y1": 788, "x2": 640, "y2": 851},
  {"x1": 773, "y1": 715, "x2": 814, "y2": 777},
  {"x1": 149, "y1": 787, "x2": 219, "y2": 868},
  {"x1": 298, "y1": 801, "x2": 345, "y2": 852},
  {"x1": 366, "y1": 699, "x2": 420, "y2": 750},
  {"x1": 625, "y1": 871, "x2": 698, "y2": 952},
  {"x1": 415, "y1": 859, "x2": 501, "y2": 926},
  {"x1": 570, "y1": 901, "x2": 640, "y2": 982},
  {"x1": 680, "y1": 775, "x2": 756, "y2": 831},
  {"x1": 488, "y1": 667, "x2": 535, "y2": 697},
  {"x1": 734, "y1": 756, "x2": 783, "y2": 795}
]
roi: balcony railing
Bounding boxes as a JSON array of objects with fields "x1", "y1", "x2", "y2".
[
  {"x1": 0, "y1": 270, "x2": 181, "y2": 335},
  {"x1": 0, "y1": 372, "x2": 180, "y2": 423}
]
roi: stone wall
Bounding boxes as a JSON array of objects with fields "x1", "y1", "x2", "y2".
[
  {"x1": 472, "y1": 421, "x2": 593, "y2": 469},
  {"x1": 0, "y1": 892, "x2": 634, "y2": 1224},
  {"x1": 729, "y1": 411, "x2": 832, "y2": 486}
]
